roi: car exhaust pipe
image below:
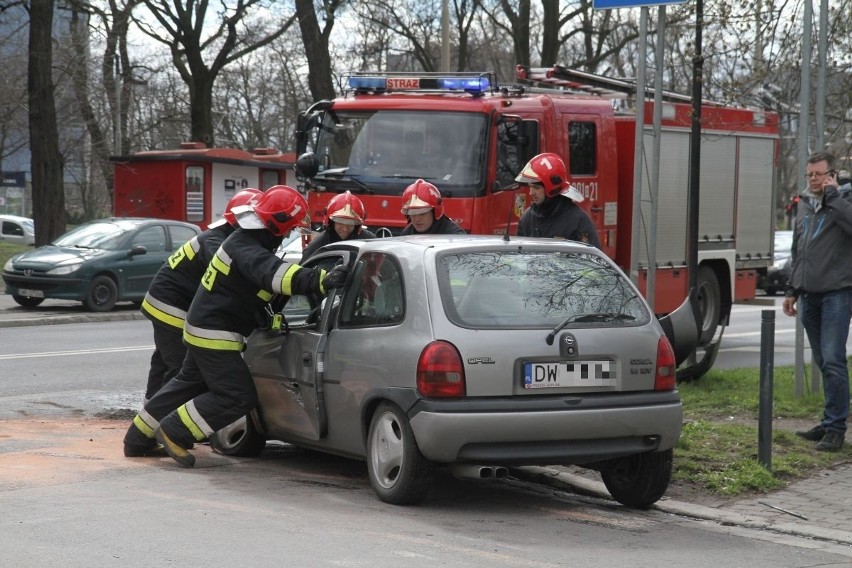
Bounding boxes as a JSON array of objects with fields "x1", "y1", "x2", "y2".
[{"x1": 450, "y1": 465, "x2": 509, "y2": 480}]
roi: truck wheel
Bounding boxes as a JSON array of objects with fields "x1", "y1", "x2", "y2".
[
  {"x1": 696, "y1": 265, "x2": 720, "y2": 345},
  {"x1": 210, "y1": 415, "x2": 266, "y2": 457},
  {"x1": 366, "y1": 402, "x2": 433, "y2": 505},
  {"x1": 12, "y1": 294, "x2": 45, "y2": 308},
  {"x1": 600, "y1": 449, "x2": 673, "y2": 509},
  {"x1": 83, "y1": 275, "x2": 118, "y2": 312}
]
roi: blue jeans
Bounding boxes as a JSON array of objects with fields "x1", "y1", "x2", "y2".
[{"x1": 800, "y1": 290, "x2": 852, "y2": 434}]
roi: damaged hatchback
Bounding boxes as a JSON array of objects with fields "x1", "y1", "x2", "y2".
[{"x1": 212, "y1": 235, "x2": 697, "y2": 508}]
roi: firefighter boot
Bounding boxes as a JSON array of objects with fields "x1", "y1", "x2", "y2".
[
  {"x1": 155, "y1": 413, "x2": 198, "y2": 468},
  {"x1": 123, "y1": 422, "x2": 167, "y2": 458}
]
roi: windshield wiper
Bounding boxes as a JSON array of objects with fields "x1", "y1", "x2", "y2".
[
  {"x1": 315, "y1": 169, "x2": 373, "y2": 194},
  {"x1": 545, "y1": 312, "x2": 636, "y2": 345}
]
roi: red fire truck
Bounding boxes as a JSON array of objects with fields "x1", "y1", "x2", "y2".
[
  {"x1": 112, "y1": 142, "x2": 297, "y2": 229},
  {"x1": 293, "y1": 66, "x2": 779, "y2": 354}
]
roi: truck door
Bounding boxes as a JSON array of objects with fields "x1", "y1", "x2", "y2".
[{"x1": 559, "y1": 114, "x2": 616, "y2": 257}]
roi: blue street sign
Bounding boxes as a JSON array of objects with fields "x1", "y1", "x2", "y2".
[{"x1": 594, "y1": 0, "x2": 686, "y2": 8}]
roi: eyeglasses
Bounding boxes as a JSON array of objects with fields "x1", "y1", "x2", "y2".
[{"x1": 805, "y1": 171, "x2": 831, "y2": 178}]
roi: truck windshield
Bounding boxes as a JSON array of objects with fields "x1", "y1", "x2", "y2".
[{"x1": 313, "y1": 110, "x2": 487, "y2": 195}]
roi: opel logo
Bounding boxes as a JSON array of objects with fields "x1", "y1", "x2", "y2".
[{"x1": 561, "y1": 333, "x2": 578, "y2": 357}]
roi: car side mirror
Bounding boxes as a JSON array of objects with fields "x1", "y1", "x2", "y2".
[{"x1": 129, "y1": 245, "x2": 147, "y2": 257}]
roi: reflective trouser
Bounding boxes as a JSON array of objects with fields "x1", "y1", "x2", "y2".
[
  {"x1": 145, "y1": 321, "x2": 186, "y2": 400},
  {"x1": 141, "y1": 344, "x2": 257, "y2": 447}
]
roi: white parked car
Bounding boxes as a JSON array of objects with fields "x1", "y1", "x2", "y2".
[{"x1": 0, "y1": 214, "x2": 35, "y2": 246}]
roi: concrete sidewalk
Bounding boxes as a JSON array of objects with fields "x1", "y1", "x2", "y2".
[{"x1": 2, "y1": 293, "x2": 852, "y2": 546}]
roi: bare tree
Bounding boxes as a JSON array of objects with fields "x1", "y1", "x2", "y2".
[
  {"x1": 295, "y1": 0, "x2": 344, "y2": 102},
  {"x1": 134, "y1": 0, "x2": 297, "y2": 146},
  {"x1": 28, "y1": 0, "x2": 66, "y2": 242}
]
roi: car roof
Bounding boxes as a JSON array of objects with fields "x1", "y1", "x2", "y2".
[
  {"x1": 319, "y1": 234, "x2": 603, "y2": 257},
  {"x1": 84, "y1": 217, "x2": 200, "y2": 228},
  {"x1": 0, "y1": 214, "x2": 33, "y2": 223}
]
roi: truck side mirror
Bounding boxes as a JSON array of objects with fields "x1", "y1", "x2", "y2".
[{"x1": 296, "y1": 152, "x2": 320, "y2": 180}]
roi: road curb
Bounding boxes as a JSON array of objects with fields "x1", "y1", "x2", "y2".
[
  {"x1": 0, "y1": 312, "x2": 146, "y2": 328},
  {"x1": 511, "y1": 466, "x2": 852, "y2": 546}
]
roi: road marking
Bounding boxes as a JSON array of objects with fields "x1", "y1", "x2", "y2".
[
  {"x1": 724, "y1": 329, "x2": 795, "y2": 338},
  {"x1": 0, "y1": 346, "x2": 153, "y2": 360}
]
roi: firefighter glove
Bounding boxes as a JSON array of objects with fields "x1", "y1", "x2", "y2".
[{"x1": 321, "y1": 264, "x2": 349, "y2": 292}]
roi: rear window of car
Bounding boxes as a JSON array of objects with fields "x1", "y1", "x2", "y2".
[{"x1": 439, "y1": 250, "x2": 651, "y2": 329}]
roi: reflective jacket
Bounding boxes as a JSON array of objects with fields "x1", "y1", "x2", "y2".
[
  {"x1": 183, "y1": 228, "x2": 323, "y2": 351},
  {"x1": 141, "y1": 223, "x2": 235, "y2": 330}
]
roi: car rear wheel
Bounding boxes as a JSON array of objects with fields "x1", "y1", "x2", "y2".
[
  {"x1": 12, "y1": 294, "x2": 45, "y2": 308},
  {"x1": 366, "y1": 402, "x2": 433, "y2": 505},
  {"x1": 600, "y1": 449, "x2": 673, "y2": 509},
  {"x1": 209, "y1": 415, "x2": 266, "y2": 457},
  {"x1": 84, "y1": 275, "x2": 118, "y2": 312}
]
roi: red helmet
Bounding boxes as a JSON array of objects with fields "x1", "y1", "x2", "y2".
[
  {"x1": 325, "y1": 191, "x2": 366, "y2": 226},
  {"x1": 236, "y1": 185, "x2": 309, "y2": 236},
  {"x1": 515, "y1": 152, "x2": 584, "y2": 202},
  {"x1": 223, "y1": 188, "x2": 262, "y2": 225},
  {"x1": 400, "y1": 179, "x2": 444, "y2": 219}
]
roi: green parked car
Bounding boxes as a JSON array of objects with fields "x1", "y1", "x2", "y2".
[{"x1": 2, "y1": 217, "x2": 200, "y2": 312}]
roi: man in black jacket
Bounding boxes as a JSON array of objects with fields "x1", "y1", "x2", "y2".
[
  {"x1": 302, "y1": 190, "x2": 376, "y2": 262},
  {"x1": 515, "y1": 152, "x2": 600, "y2": 248},
  {"x1": 400, "y1": 179, "x2": 465, "y2": 235},
  {"x1": 784, "y1": 152, "x2": 852, "y2": 452}
]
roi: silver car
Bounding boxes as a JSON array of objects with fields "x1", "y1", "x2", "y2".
[{"x1": 212, "y1": 236, "x2": 697, "y2": 508}]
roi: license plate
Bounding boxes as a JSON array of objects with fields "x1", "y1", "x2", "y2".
[
  {"x1": 524, "y1": 361, "x2": 615, "y2": 389},
  {"x1": 17, "y1": 289, "x2": 44, "y2": 298}
]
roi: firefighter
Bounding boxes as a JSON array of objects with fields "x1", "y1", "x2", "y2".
[
  {"x1": 134, "y1": 188, "x2": 262, "y2": 417},
  {"x1": 301, "y1": 190, "x2": 376, "y2": 262},
  {"x1": 399, "y1": 178, "x2": 465, "y2": 235},
  {"x1": 123, "y1": 185, "x2": 349, "y2": 465},
  {"x1": 515, "y1": 153, "x2": 601, "y2": 248}
]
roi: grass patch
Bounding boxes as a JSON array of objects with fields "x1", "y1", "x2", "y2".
[
  {"x1": 675, "y1": 365, "x2": 850, "y2": 496},
  {"x1": 0, "y1": 241, "x2": 31, "y2": 269}
]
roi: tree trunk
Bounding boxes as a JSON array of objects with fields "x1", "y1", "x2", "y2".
[
  {"x1": 28, "y1": 0, "x2": 65, "y2": 244},
  {"x1": 295, "y1": 0, "x2": 336, "y2": 102}
]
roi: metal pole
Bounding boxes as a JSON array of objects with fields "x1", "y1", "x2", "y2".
[
  {"x1": 795, "y1": 0, "x2": 813, "y2": 398},
  {"x1": 687, "y1": 0, "x2": 703, "y2": 294},
  {"x1": 647, "y1": 6, "x2": 665, "y2": 312},
  {"x1": 758, "y1": 310, "x2": 775, "y2": 470},
  {"x1": 629, "y1": 7, "x2": 648, "y2": 288},
  {"x1": 440, "y1": 0, "x2": 450, "y2": 72},
  {"x1": 815, "y1": 0, "x2": 827, "y2": 151}
]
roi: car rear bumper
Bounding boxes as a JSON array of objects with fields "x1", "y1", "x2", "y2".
[{"x1": 408, "y1": 392, "x2": 683, "y2": 464}]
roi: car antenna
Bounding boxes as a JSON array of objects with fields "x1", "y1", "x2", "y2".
[{"x1": 503, "y1": 184, "x2": 520, "y2": 242}]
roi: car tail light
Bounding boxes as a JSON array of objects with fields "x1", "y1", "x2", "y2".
[
  {"x1": 417, "y1": 341, "x2": 466, "y2": 398},
  {"x1": 654, "y1": 336, "x2": 677, "y2": 391}
]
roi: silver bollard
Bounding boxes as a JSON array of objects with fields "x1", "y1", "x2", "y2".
[{"x1": 758, "y1": 309, "x2": 775, "y2": 470}]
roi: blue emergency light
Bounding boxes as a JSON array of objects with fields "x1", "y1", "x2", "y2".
[{"x1": 347, "y1": 74, "x2": 491, "y2": 94}]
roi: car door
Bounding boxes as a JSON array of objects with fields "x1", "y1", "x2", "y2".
[
  {"x1": 121, "y1": 224, "x2": 170, "y2": 296},
  {"x1": 252, "y1": 252, "x2": 350, "y2": 441}
]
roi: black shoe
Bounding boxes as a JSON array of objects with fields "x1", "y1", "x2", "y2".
[
  {"x1": 124, "y1": 422, "x2": 162, "y2": 457},
  {"x1": 155, "y1": 428, "x2": 196, "y2": 467},
  {"x1": 123, "y1": 443, "x2": 168, "y2": 458},
  {"x1": 795, "y1": 425, "x2": 825, "y2": 441},
  {"x1": 817, "y1": 431, "x2": 845, "y2": 452}
]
